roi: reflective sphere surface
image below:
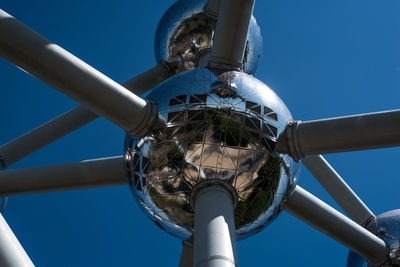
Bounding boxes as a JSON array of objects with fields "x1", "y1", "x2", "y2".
[
  {"x1": 154, "y1": 0, "x2": 262, "y2": 74},
  {"x1": 125, "y1": 68, "x2": 299, "y2": 240},
  {"x1": 347, "y1": 209, "x2": 400, "y2": 266}
]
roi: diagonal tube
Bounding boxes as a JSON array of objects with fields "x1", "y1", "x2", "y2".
[
  {"x1": 193, "y1": 184, "x2": 238, "y2": 267},
  {"x1": 0, "y1": 9, "x2": 162, "y2": 138},
  {"x1": 0, "y1": 213, "x2": 34, "y2": 267},
  {"x1": 0, "y1": 62, "x2": 174, "y2": 168},
  {"x1": 0, "y1": 106, "x2": 97, "y2": 168},
  {"x1": 285, "y1": 186, "x2": 388, "y2": 265},
  {"x1": 302, "y1": 155, "x2": 375, "y2": 226},
  {"x1": 0, "y1": 156, "x2": 128, "y2": 196},
  {"x1": 276, "y1": 110, "x2": 400, "y2": 160},
  {"x1": 208, "y1": 0, "x2": 255, "y2": 71}
]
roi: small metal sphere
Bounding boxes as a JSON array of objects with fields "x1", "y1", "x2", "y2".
[
  {"x1": 154, "y1": 0, "x2": 262, "y2": 75},
  {"x1": 124, "y1": 68, "x2": 299, "y2": 240},
  {"x1": 347, "y1": 209, "x2": 400, "y2": 266}
]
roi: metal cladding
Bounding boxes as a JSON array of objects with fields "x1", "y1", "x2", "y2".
[
  {"x1": 154, "y1": 0, "x2": 262, "y2": 75},
  {"x1": 124, "y1": 68, "x2": 299, "y2": 240},
  {"x1": 347, "y1": 209, "x2": 400, "y2": 266}
]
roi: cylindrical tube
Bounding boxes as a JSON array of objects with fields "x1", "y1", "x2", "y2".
[
  {"x1": 302, "y1": 155, "x2": 374, "y2": 225},
  {"x1": 0, "y1": 156, "x2": 127, "y2": 196},
  {"x1": 0, "y1": 61, "x2": 172, "y2": 168},
  {"x1": 0, "y1": 9, "x2": 158, "y2": 138},
  {"x1": 193, "y1": 185, "x2": 237, "y2": 267},
  {"x1": 285, "y1": 186, "x2": 388, "y2": 265},
  {"x1": 0, "y1": 106, "x2": 97, "y2": 168},
  {"x1": 208, "y1": 0, "x2": 255, "y2": 70},
  {"x1": 0, "y1": 213, "x2": 34, "y2": 267},
  {"x1": 276, "y1": 110, "x2": 400, "y2": 160}
]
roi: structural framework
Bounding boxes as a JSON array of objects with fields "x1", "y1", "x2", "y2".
[{"x1": 0, "y1": 0, "x2": 399, "y2": 266}]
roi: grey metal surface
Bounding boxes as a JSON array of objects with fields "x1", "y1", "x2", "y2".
[
  {"x1": 125, "y1": 68, "x2": 300, "y2": 240},
  {"x1": 0, "y1": 156, "x2": 127, "y2": 196},
  {"x1": 204, "y1": 0, "x2": 220, "y2": 18},
  {"x1": 302, "y1": 155, "x2": 374, "y2": 225},
  {"x1": 0, "y1": 62, "x2": 173, "y2": 168},
  {"x1": 285, "y1": 186, "x2": 388, "y2": 265},
  {"x1": 347, "y1": 209, "x2": 400, "y2": 266},
  {"x1": 193, "y1": 185, "x2": 237, "y2": 267},
  {"x1": 154, "y1": 0, "x2": 262, "y2": 74},
  {"x1": 208, "y1": 0, "x2": 255, "y2": 71},
  {"x1": 0, "y1": 213, "x2": 34, "y2": 267},
  {"x1": 276, "y1": 110, "x2": 400, "y2": 160},
  {"x1": 179, "y1": 237, "x2": 194, "y2": 267},
  {"x1": 0, "y1": 9, "x2": 160, "y2": 138}
]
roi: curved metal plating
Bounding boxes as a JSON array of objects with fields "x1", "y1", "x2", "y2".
[
  {"x1": 154, "y1": 0, "x2": 262, "y2": 75},
  {"x1": 124, "y1": 68, "x2": 299, "y2": 240},
  {"x1": 347, "y1": 209, "x2": 400, "y2": 266}
]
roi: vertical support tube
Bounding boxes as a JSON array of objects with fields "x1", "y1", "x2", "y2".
[
  {"x1": 193, "y1": 185, "x2": 237, "y2": 267},
  {"x1": 208, "y1": 0, "x2": 255, "y2": 71},
  {"x1": 0, "y1": 213, "x2": 34, "y2": 266}
]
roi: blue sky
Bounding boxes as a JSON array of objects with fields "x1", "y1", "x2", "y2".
[{"x1": 1, "y1": 0, "x2": 399, "y2": 266}]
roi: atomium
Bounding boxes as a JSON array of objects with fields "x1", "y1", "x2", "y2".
[
  {"x1": 0, "y1": 0, "x2": 399, "y2": 266},
  {"x1": 125, "y1": 68, "x2": 300, "y2": 240}
]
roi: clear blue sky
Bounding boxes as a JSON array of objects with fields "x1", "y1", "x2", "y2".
[{"x1": 1, "y1": 0, "x2": 399, "y2": 266}]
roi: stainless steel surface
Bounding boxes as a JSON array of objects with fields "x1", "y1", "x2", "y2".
[
  {"x1": 285, "y1": 186, "x2": 388, "y2": 265},
  {"x1": 276, "y1": 110, "x2": 400, "y2": 160},
  {"x1": 154, "y1": 0, "x2": 262, "y2": 74},
  {"x1": 0, "y1": 156, "x2": 127, "y2": 196},
  {"x1": 303, "y1": 155, "x2": 374, "y2": 225},
  {"x1": 194, "y1": 185, "x2": 237, "y2": 267},
  {"x1": 347, "y1": 209, "x2": 400, "y2": 266},
  {"x1": 0, "y1": 9, "x2": 160, "y2": 138},
  {"x1": 125, "y1": 68, "x2": 299, "y2": 240},
  {"x1": 208, "y1": 0, "x2": 255, "y2": 71},
  {"x1": 0, "y1": 212, "x2": 34, "y2": 267},
  {"x1": 122, "y1": 61, "x2": 175, "y2": 96}
]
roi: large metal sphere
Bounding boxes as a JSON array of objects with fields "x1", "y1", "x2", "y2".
[
  {"x1": 124, "y1": 68, "x2": 299, "y2": 240},
  {"x1": 154, "y1": 0, "x2": 262, "y2": 75},
  {"x1": 347, "y1": 209, "x2": 400, "y2": 266}
]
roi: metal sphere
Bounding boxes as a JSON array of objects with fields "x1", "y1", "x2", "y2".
[
  {"x1": 124, "y1": 68, "x2": 299, "y2": 240},
  {"x1": 347, "y1": 209, "x2": 400, "y2": 266},
  {"x1": 154, "y1": 0, "x2": 262, "y2": 75}
]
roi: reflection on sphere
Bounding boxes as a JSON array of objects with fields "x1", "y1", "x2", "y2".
[
  {"x1": 347, "y1": 209, "x2": 400, "y2": 266},
  {"x1": 125, "y1": 68, "x2": 299, "y2": 240},
  {"x1": 154, "y1": 0, "x2": 262, "y2": 74}
]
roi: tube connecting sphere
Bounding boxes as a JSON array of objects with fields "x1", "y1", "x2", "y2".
[
  {"x1": 347, "y1": 209, "x2": 400, "y2": 266},
  {"x1": 125, "y1": 68, "x2": 299, "y2": 240},
  {"x1": 154, "y1": 0, "x2": 262, "y2": 74}
]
